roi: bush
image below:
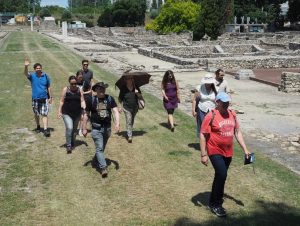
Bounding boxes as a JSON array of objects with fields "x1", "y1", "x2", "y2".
[{"x1": 61, "y1": 10, "x2": 72, "y2": 21}]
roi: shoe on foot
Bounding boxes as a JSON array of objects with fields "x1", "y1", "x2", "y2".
[
  {"x1": 171, "y1": 127, "x2": 175, "y2": 132},
  {"x1": 128, "y1": 137, "x2": 132, "y2": 143},
  {"x1": 100, "y1": 168, "x2": 108, "y2": 178},
  {"x1": 211, "y1": 206, "x2": 226, "y2": 217},
  {"x1": 78, "y1": 129, "x2": 83, "y2": 137},
  {"x1": 66, "y1": 145, "x2": 72, "y2": 154},
  {"x1": 35, "y1": 125, "x2": 41, "y2": 133},
  {"x1": 44, "y1": 129, "x2": 50, "y2": 137}
]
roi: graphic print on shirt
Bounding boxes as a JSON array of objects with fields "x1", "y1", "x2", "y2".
[
  {"x1": 96, "y1": 99, "x2": 109, "y2": 120},
  {"x1": 219, "y1": 119, "x2": 235, "y2": 137}
]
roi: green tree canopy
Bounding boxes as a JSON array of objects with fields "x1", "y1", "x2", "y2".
[
  {"x1": 287, "y1": 0, "x2": 300, "y2": 23},
  {"x1": 146, "y1": 0, "x2": 200, "y2": 34}
]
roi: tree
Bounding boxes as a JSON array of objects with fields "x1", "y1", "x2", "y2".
[
  {"x1": 61, "y1": 10, "x2": 72, "y2": 21},
  {"x1": 39, "y1": 8, "x2": 51, "y2": 18},
  {"x1": 97, "y1": 0, "x2": 146, "y2": 27},
  {"x1": 287, "y1": 0, "x2": 300, "y2": 23},
  {"x1": 146, "y1": 0, "x2": 200, "y2": 34},
  {"x1": 193, "y1": 0, "x2": 232, "y2": 40}
]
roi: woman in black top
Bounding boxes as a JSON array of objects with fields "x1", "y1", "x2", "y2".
[
  {"x1": 57, "y1": 75, "x2": 86, "y2": 153},
  {"x1": 118, "y1": 76, "x2": 141, "y2": 143}
]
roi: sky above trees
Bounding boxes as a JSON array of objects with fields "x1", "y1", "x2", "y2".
[{"x1": 41, "y1": 0, "x2": 68, "y2": 8}]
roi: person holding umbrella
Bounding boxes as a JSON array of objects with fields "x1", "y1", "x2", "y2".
[{"x1": 116, "y1": 72, "x2": 150, "y2": 143}]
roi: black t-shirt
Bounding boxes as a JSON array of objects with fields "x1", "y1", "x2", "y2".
[
  {"x1": 86, "y1": 94, "x2": 117, "y2": 126},
  {"x1": 77, "y1": 69, "x2": 93, "y2": 86},
  {"x1": 118, "y1": 86, "x2": 141, "y2": 112},
  {"x1": 62, "y1": 87, "x2": 81, "y2": 119}
]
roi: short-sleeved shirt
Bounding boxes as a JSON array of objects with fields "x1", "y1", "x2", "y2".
[
  {"x1": 77, "y1": 69, "x2": 93, "y2": 86},
  {"x1": 28, "y1": 72, "x2": 50, "y2": 99},
  {"x1": 201, "y1": 110, "x2": 239, "y2": 157},
  {"x1": 216, "y1": 79, "x2": 229, "y2": 93},
  {"x1": 86, "y1": 94, "x2": 117, "y2": 127}
]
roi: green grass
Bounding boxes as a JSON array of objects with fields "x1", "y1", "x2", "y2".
[{"x1": 0, "y1": 31, "x2": 299, "y2": 226}]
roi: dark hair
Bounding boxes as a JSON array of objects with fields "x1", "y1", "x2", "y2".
[
  {"x1": 215, "y1": 69, "x2": 224, "y2": 76},
  {"x1": 82, "y1": 59, "x2": 89, "y2": 65},
  {"x1": 76, "y1": 70, "x2": 83, "y2": 77},
  {"x1": 68, "y1": 75, "x2": 76, "y2": 82},
  {"x1": 162, "y1": 70, "x2": 176, "y2": 89},
  {"x1": 33, "y1": 63, "x2": 42, "y2": 69}
]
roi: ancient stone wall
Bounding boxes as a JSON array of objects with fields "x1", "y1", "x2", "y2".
[
  {"x1": 220, "y1": 44, "x2": 254, "y2": 53},
  {"x1": 289, "y1": 42, "x2": 300, "y2": 50},
  {"x1": 201, "y1": 56, "x2": 300, "y2": 70},
  {"x1": 279, "y1": 72, "x2": 300, "y2": 93}
]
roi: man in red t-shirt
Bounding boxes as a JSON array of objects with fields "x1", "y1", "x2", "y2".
[{"x1": 200, "y1": 92, "x2": 250, "y2": 217}]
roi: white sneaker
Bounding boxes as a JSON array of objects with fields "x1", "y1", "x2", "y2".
[{"x1": 78, "y1": 129, "x2": 83, "y2": 137}]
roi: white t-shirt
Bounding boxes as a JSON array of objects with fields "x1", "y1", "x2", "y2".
[{"x1": 215, "y1": 79, "x2": 229, "y2": 93}]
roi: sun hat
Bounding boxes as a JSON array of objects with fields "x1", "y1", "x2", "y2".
[
  {"x1": 216, "y1": 92, "x2": 231, "y2": 102},
  {"x1": 201, "y1": 74, "x2": 215, "y2": 85},
  {"x1": 92, "y1": 82, "x2": 109, "y2": 91}
]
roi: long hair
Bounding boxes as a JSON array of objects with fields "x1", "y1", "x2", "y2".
[{"x1": 162, "y1": 70, "x2": 176, "y2": 90}]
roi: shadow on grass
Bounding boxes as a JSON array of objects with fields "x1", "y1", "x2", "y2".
[
  {"x1": 191, "y1": 192, "x2": 244, "y2": 208},
  {"x1": 188, "y1": 143, "x2": 200, "y2": 151},
  {"x1": 84, "y1": 155, "x2": 120, "y2": 174},
  {"x1": 173, "y1": 200, "x2": 300, "y2": 226},
  {"x1": 59, "y1": 140, "x2": 88, "y2": 149},
  {"x1": 117, "y1": 130, "x2": 147, "y2": 138}
]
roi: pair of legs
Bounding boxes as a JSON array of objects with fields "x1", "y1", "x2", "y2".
[
  {"x1": 166, "y1": 108, "x2": 175, "y2": 131},
  {"x1": 62, "y1": 114, "x2": 81, "y2": 148},
  {"x1": 196, "y1": 108, "x2": 207, "y2": 138},
  {"x1": 91, "y1": 126, "x2": 111, "y2": 170},
  {"x1": 123, "y1": 108, "x2": 137, "y2": 139},
  {"x1": 209, "y1": 154, "x2": 232, "y2": 208},
  {"x1": 32, "y1": 99, "x2": 50, "y2": 136}
]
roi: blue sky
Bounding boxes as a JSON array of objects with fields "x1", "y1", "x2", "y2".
[{"x1": 41, "y1": 0, "x2": 68, "y2": 8}]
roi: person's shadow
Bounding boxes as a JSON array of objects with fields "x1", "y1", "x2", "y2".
[
  {"x1": 84, "y1": 156, "x2": 120, "y2": 173},
  {"x1": 117, "y1": 130, "x2": 147, "y2": 138},
  {"x1": 59, "y1": 140, "x2": 88, "y2": 149},
  {"x1": 188, "y1": 143, "x2": 200, "y2": 151},
  {"x1": 191, "y1": 192, "x2": 244, "y2": 207}
]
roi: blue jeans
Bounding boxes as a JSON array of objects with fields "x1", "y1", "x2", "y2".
[
  {"x1": 209, "y1": 154, "x2": 232, "y2": 207},
  {"x1": 91, "y1": 126, "x2": 111, "y2": 169},
  {"x1": 62, "y1": 114, "x2": 80, "y2": 147},
  {"x1": 196, "y1": 109, "x2": 207, "y2": 138}
]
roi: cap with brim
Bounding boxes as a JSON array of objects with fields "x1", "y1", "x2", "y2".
[
  {"x1": 216, "y1": 92, "x2": 231, "y2": 102},
  {"x1": 201, "y1": 74, "x2": 215, "y2": 85},
  {"x1": 92, "y1": 82, "x2": 109, "y2": 91}
]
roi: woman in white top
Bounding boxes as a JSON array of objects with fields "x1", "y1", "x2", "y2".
[{"x1": 192, "y1": 74, "x2": 217, "y2": 138}]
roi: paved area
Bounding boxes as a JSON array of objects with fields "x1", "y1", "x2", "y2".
[{"x1": 46, "y1": 33, "x2": 300, "y2": 174}]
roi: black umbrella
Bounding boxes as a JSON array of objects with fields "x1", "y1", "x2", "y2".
[{"x1": 115, "y1": 71, "x2": 151, "y2": 89}]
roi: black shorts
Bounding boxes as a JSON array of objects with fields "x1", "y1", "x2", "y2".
[{"x1": 166, "y1": 109, "x2": 174, "y2": 114}]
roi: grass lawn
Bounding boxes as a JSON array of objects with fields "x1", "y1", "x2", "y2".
[{"x1": 0, "y1": 31, "x2": 299, "y2": 226}]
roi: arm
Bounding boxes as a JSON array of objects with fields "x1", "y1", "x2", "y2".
[
  {"x1": 176, "y1": 81, "x2": 180, "y2": 103},
  {"x1": 112, "y1": 107, "x2": 120, "y2": 133},
  {"x1": 192, "y1": 92, "x2": 200, "y2": 117},
  {"x1": 161, "y1": 83, "x2": 168, "y2": 100},
  {"x1": 235, "y1": 128, "x2": 251, "y2": 156},
  {"x1": 82, "y1": 112, "x2": 89, "y2": 137},
  {"x1": 47, "y1": 86, "x2": 53, "y2": 104},
  {"x1": 24, "y1": 58, "x2": 30, "y2": 78},
  {"x1": 200, "y1": 133, "x2": 209, "y2": 166},
  {"x1": 57, "y1": 87, "x2": 67, "y2": 118},
  {"x1": 80, "y1": 90, "x2": 86, "y2": 110}
]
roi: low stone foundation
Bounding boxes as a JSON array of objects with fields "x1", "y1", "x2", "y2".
[{"x1": 279, "y1": 72, "x2": 300, "y2": 93}]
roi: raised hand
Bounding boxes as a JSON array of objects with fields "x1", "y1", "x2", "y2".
[{"x1": 24, "y1": 57, "x2": 30, "y2": 67}]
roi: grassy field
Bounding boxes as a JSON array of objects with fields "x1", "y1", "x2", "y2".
[{"x1": 0, "y1": 31, "x2": 299, "y2": 226}]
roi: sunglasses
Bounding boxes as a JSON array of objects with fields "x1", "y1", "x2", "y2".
[
  {"x1": 83, "y1": 64, "x2": 89, "y2": 66},
  {"x1": 70, "y1": 82, "x2": 77, "y2": 85}
]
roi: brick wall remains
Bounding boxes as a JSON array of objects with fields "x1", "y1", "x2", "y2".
[{"x1": 279, "y1": 72, "x2": 300, "y2": 93}]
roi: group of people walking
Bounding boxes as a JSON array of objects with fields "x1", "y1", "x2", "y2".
[{"x1": 24, "y1": 59, "x2": 250, "y2": 217}]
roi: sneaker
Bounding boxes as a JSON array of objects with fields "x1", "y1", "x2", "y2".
[
  {"x1": 100, "y1": 168, "x2": 108, "y2": 178},
  {"x1": 66, "y1": 145, "x2": 72, "y2": 154},
  {"x1": 35, "y1": 125, "x2": 41, "y2": 133},
  {"x1": 211, "y1": 206, "x2": 227, "y2": 217},
  {"x1": 44, "y1": 129, "x2": 50, "y2": 137},
  {"x1": 171, "y1": 127, "x2": 175, "y2": 132},
  {"x1": 78, "y1": 129, "x2": 83, "y2": 137},
  {"x1": 128, "y1": 137, "x2": 132, "y2": 143}
]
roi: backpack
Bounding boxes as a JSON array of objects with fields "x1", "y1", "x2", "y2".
[
  {"x1": 92, "y1": 95, "x2": 113, "y2": 120},
  {"x1": 45, "y1": 74, "x2": 50, "y2": 99}
]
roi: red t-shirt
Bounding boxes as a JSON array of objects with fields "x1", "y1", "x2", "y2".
[{"x1": 201, "y1": 109, "x2": 239, "y2": 157}]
